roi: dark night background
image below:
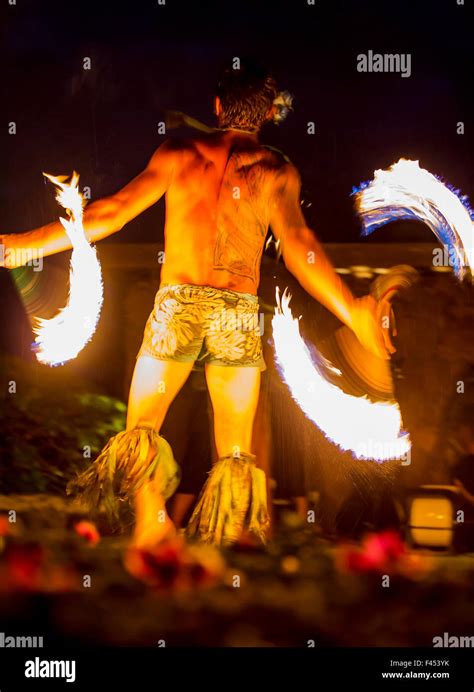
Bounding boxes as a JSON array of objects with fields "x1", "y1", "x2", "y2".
[{"x1": 1, "y1": 0, "x2": 472, "y2": 243}]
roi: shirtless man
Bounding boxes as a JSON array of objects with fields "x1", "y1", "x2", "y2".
[{"x1": 1, "y1": 60, "x2": 392, "y2": 549}]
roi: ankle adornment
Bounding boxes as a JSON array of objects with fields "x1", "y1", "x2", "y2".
[
  {"x1": 186, "y1": 452, "x2": 269, "y2": 545},
  {"x1": 67, "y1": 427, "x2": 180, "y2": 525}
]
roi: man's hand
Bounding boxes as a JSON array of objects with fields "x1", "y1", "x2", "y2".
[{"x1": 350, "y1": 295, "x2": 396, "y2": 360}]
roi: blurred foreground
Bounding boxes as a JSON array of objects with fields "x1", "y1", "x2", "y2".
[{"x1": 1, "y1": 494, "x2": 473, "y2": 647}]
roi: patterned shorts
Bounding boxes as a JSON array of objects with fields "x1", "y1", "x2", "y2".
[{"x1": 138, "y1": 284, "x2": 265, "y2": 369}]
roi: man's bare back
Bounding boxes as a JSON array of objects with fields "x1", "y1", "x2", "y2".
[
  {"x1": 162, "y1": 130, "x2": 286, "y2": 295},
  {"x1": 0, "y1": 127, "x2": 391, "y2": 360}
]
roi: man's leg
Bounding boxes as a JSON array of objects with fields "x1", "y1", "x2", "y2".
[
  {"x1": 186, "y1": 364, "x2": 269, "y2": 544},
  {"x1": 127, "y1": 355, "x2": 194, "y2": 431},
  {"x1": 204, "y1": 364, "x2": 260, "y2": 457},
  {"x1": 251, "y1": 374, "x2": 274, "y2": 534},
  {"x1": 127, "y1": 355, "x2": 195, "y2": 546}
]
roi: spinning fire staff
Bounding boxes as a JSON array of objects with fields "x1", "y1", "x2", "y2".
[{"x1": 0, "y1": 59, "x2": 392, "y2": 549}]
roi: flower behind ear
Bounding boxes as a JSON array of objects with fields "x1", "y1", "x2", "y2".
[{"x1": 272, "y1": 91, "x2": 294, "y2": 124}]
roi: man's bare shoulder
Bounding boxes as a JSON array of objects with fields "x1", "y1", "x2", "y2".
[
  {"x1": 146, "y1": 136, "x2": 208, "y2": 177},
  {"x1": 154, "y1": 133, "x2": 228, "y2": 168},
  {"x1": 269, "y1": 156, "x2": 301, "y2": 197},
  {"x1": 160, "y1": 135, "x2": 199, "y2": 155}
]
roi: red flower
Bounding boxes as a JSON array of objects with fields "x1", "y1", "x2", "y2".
[
  {"x1": 0, "y1": 542, "x2": 79, "y2": 593},
  {"x1": 0, "y1": 515, "x2": 11, "y2": 537},
  {"x1": 74, "y1": 520, "x2": 100, "y2": 546},
  {"x1": 124, "y1": 537, "x2": 225, "y2": 590},
  {"x1": 338, "y1": 530, "x2": 406, "y2": 574}
]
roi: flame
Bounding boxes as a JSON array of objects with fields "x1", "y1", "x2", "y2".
[
  {"x1": 353, "y1": 159, "x2": 474, "y2": 279},
  {"x1": 265, "y1": 234, "x2": 281, "y2": 257},
  {"x1": 32, "y1": 173, "x2": 104, "y2": 365},
  {"x1": 272, "y1": 288, "x2": 410, "y2": 461},
  {"x1": 272, "y1": 159, "x2": 473, "y2": 459}
]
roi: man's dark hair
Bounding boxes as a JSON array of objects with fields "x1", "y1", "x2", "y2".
[{"x1": 216, "y1": 58, "x2": 278, "y2": 131}]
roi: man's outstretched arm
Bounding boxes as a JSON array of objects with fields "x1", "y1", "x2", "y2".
[
  {"x1": 1, "y1": 140, "x2": 177, "y2": 267},
  {"x1": 269, "y1": 163, "x2": 392, "y2": 359}
]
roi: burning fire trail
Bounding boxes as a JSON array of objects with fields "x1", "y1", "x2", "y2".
[
  {"x1": 272, "y1": 159, "x2": 473, "y2": 460},
  {"x1": 353, "y1": 159, "x2": 474, "y2": 279},
  {"x1": 32, "y1": 173, "x2": 103, "y2": 365},
  {"x1": 272, "y1": 289, "x2": 410, "y2": 461}
]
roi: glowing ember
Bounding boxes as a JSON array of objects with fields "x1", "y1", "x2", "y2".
[
  {"x1": 354, "y1": 159, "x2": 474, "y2": 279},
  {"x1": 272, "y1": 288, "x2": 410, "y2": 461},
  {"x1": 33, "y1": 173, "x2": 103, "y2": 365}
]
